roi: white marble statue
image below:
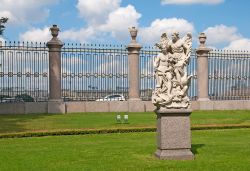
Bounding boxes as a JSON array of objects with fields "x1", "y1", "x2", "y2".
[{"x1": 152, "y1": 31, "x2": 192, "y2": 109}]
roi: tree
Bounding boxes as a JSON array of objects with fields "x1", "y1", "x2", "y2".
[
  {"x1": 0, "y1": 17, "x2": 8, "y2": 36},
  {"x1": 0, "y1": 95, "x2": 11, "y2": 102},
  {"x1": 0, "y1": 95, "x2": 11, "y2": 99},
  {"x1": 15, "y1": 94, "x2": 34, "y2": 102}
]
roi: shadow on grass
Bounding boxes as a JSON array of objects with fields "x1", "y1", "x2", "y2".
[
  {"x1": 191, "y1": 144, "x2": 205, "y2": 155},
  {"x1": 0, "y1": 113, "x2": 61, "y2": 134}
]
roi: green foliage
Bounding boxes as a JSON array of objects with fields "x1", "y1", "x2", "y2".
[
  {"x1": 15, "y1": 94, "x2": 34, "y2": 102},
  {"x1": 0, "y1": 95, "x2": 11, "y2": 99},
  {"x1": 0, "y1": 95, "x2": 12, "y2": 103},
  {"x1": 0, "y1": 127, "x2": 156, "y2": 138},
  {"x1": 0, "y1": 17, "x2": 8, "y2": 36},
  {"x1": 1, "y1": 126, "x2": 250, "y2": 139}
]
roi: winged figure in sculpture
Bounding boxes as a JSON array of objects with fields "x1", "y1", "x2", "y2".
[{"x1": 152, "y1": 31, "x2": 192, "y2": 109}]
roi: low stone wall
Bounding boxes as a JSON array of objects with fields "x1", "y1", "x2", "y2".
[{"x1": 0, "y1": 100, "x2": 250, "y2": 114}]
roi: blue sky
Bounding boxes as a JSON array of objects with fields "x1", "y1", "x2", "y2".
[{"x1": 1, "y1": 0, "x2": 250, "y2": 49}]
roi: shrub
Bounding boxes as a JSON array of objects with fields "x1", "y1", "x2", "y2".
[{"x1": 15, "y1": 94, "x2": 34, "y2": 102}]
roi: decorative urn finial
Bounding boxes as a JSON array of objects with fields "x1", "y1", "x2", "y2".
[
  {"x1": 129, "y1": 26, "x2": 138, "y2": 43},
  {"x1": 199, "y1": 32, "x2": 207, "y2": 47},
  {"x1": 50, "y1": 25, "x2": 60, "y2": 39},
  {"x1": 47, "y1": 24, "x2": 63, "y2": 47}
]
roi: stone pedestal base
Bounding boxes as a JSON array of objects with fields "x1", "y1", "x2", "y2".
[
  {"x1": 155, "y1": 149, "x2": 194, "y2": 160},
  {"x1": 155, "y1": 108, "x2": 194, "y2": 160}
]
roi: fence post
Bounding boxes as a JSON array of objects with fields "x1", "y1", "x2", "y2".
[
  {"x1": 196, "y1": 33, "x2": 211, "y2": 101},
  {"x1": 127, "y1": 27, "x2": 142, "y2": 101},
  {"x1": 46, "y1": 25, "x2": 63, "y2": 101}
]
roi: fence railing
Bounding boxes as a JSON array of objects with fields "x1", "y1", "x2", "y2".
[
  {"x1": 208, "y1": 50, "x2": 250, "y2": 100},
  {"x1": 140, "y1": 46, "x2": 157, "y2": 101},
  {"x1": 0, "y1": 41, "x2": 49, "y2": 102},
  {"x1": 187, "y1": 50, "x2": 198, "y2": 100},
  {"x1": 61, "y1": 43, "x2": 128, "y2": 101},
  {"x1": 0, "y1": 28, "x2": 250, "y2": 103}
]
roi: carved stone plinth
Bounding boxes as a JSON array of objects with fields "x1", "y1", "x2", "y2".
[{"x1": 155, "y1": 108, "x2": 194, "y2": 160}]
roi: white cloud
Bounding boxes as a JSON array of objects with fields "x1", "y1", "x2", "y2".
[
  {"x1": 99, "y1": 5, "x2": 141, "y2": 41},
  {"x1": 0, "y1": 0, "x2": 59, "y2": 25},
  {"x1": 18, "y1": 0, "x2": 140, "y2": 43},
  {"x1": 203, "y1": 25, "x2": 241, "y2": 46},
  {"x1": 19, "y1": 27, "x2": 50, "y2": 42},
  {"x1": 224, "y1": 38, "x2": 250, "y2": 51},
  {"x1": 161, "y1": 0, "x2": 224, "y2": 5},
  {"x1": 76, "y1": 0, "x2": 121, "y2": 26},
  {"x1": 56, "y1": 3, "x2": 141, "y2": 43},
  {"x1": 19, "y1": 0, "x2": 141, "y2": 43},
  {"x1": 140, "y1": 18, "x2": 195, "y2": 44},
  {"x1": 60, "y1": 27, "x2": 96, "y2": 43},
  {"x1": 202, "y1": 24, "x2": 250, "y2": 50},
  {"x1": 0, "y1": 11, "x2": 15, "y2": 22},
  {"x1": 19, "y1": 25, "x2": 98, "y2": 43}
]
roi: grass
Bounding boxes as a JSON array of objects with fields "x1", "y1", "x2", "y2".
[
  {"x1": 0, "y1": 110, "x2": 250, "y2": 134},
  {"x1": 191, "y1": 110, "x2": 250, "y2": 125},
  {"x1": 0, "y1": 129, "x2": 249, "y2": 171}
]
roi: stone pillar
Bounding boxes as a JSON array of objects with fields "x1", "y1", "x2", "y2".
[
  {"x1": 127, "y1": 27, "x2": 142, "y2": 101},
  {"x1": 46, "y1": 25, "x2": 63, "y2": 101},
  {"x1": 196, "y1": 33, "x2": 211, "y2": 101},
  {"x1": 155, "y1": 109, "x2": 194, "y2": 160},
  {"x1": 46, "y1": 25, "x2": 65, "y2": 114}
]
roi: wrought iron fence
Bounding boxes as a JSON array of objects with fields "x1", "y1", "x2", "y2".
[
  {"x1": 0, "y1": 40, "x2": 249, "y2": 103},
  {"x1": 61, "y1": 43, "x2": 128, "y2": 101},
  {"x1": 208, "y1": 50, "x2": 250, "y2": 100},
  {"x1": 140, "y1": 46, "x2": 157, "y2": 101},
  {"x1": 0, "y1": 41, "x2": 49, "y2": 102},
  {"x1": 139, "y1": 47, "x2": 198, "y2": 101},
  {"x1": 187, "y1": 50, "x2": 198, "y2": 100}
]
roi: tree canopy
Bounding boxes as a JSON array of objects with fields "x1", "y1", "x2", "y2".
[{"x1": 0, "y1": 17, "x2": 8, "y2": 36}]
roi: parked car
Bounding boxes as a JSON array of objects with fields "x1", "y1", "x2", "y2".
[
  {"x1": 96, "y1": 94, "x2": 126, "y2": 101},
  {"x1": 0, "y1": 97, "x2": 24, "y2": 103},
  {"x1": 63, "y1": 97, "x2": 72, "y2": 102}
]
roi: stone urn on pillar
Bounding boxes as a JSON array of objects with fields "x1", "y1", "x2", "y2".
[
  {"x1": 152, "y1": 31, "x2": 194, "y2": 160},
  {"x1": 198, "y1": 32, "x2": 206, "y2": 47},
  {"x1": 50, "y1": 24, "x2": 59, "y2": 39},
  {"x1": 46, "y1": 25, "x2": 63, "y2": 102},
  {"x1": 196, "y1": 32, "x2": 211, "y2": 102},
  {"x1": 127, "y1": 27, "x2": 141, "y2": 102},
  {"x1": 129, "y1": 27, "x2": 138, "y2": 43},
  {"x1": 46, "y1": 25, "x2": 65, "y2": 114}
]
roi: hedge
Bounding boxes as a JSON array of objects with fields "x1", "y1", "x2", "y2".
[{"x1": 0, "y1": 125, "x2": 249, "y2": 139}]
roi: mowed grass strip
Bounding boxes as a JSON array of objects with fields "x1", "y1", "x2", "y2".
[
  {"x1": 0, "y1": 110, "x2": 249, "y2": 134},
  {"x1": 0, "y1": 129, "x2": 249, "y2": 171}
]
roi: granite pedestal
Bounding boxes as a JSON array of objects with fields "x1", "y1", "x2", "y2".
[{"x1": 155, "y1": 108, "x2": 194, "y2": 160}]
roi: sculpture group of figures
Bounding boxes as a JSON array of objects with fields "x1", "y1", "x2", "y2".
[{"x1": 152, "y1": 31, "x2": 192, "y2": 109}]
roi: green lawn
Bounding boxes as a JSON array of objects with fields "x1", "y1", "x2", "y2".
[
  {"x1": 0, "y1": 110, "x2": 250, "y2": 134},
  {"x1": 0, "y1": 129, "x2": 249, "y2": 171}
]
